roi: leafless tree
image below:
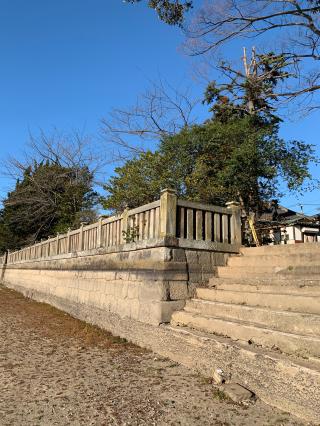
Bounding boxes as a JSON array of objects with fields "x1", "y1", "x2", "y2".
[
  {"x1": 183, "y1": 0, "x2": 320, "y2": 110},
  {"x1": 101, "y1": 79, "x2": 202, "y2": 160},
  {"x1": 1, "y1": 129, "x2": 110, "y2": 189}
]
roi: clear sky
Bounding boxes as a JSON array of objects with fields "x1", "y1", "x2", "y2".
[{"x1": 0, "y1": 0, "x2": 319, "y2": 214}]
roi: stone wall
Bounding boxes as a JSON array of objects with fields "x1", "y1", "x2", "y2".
[
  {"x1": 1, "y1": 242, "x2": 229, "y2": 325},
  {"x1": 1, "y1": 190, "x2": 240, "y2": 325}
]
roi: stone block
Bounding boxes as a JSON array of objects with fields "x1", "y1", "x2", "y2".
[
  {"x1": 138, "y1": 281, "x2": 169, "y2": 301},
  {"x1": 138, "y1": 302, "x2": 151, "y2": 323},
  {"x1": 212, "y1": 252, "x2": 228, "y2": 266},
  {"x1": 197, "y1": 251, "x2": 212, "y2": 265},
  {"x1": 185, "y1": 251, "x2": 199, "y2": 265},
  {"x1": 220, "y1": 383, "x2": 255, "y2": 405},
  {"x1": 130, "y1": 299, "x2": 140, "y2": 320},
  {"x1": 127, "y1": 282, "x2": 139, "y2": 300},
  {"x1": 171, "y1": 248, "x2": 186, "y2": 262},
  {"x1": 121, "y1": 282, "x2": 128, "y2": 299},
  {"x1": 118, "y1": 299, "x2": 131, "y2": 318},
  {"x1": 149, "y1": 300, "x2": 186, "y2": 324},
  {"x1": 169, "y1": 281, "x2": 189, "y2": 300}
]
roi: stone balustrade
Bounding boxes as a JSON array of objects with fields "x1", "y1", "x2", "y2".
[{"x1": 6, "y1": 190, "x2": 241, "y2": 265}]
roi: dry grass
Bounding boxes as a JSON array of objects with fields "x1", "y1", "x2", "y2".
[{"x1": 0, "y1": 286, "x2": 133, "y2": 350}]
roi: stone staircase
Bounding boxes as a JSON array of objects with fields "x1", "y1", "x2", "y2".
[
  {"x1": 172, "y1": 243, "x2": 320, "y2": 360},
  {"x1": 171, "y1": 244, "x2": 320, "y2": 363},
  {"x1": 170, "y1": 243, "x2": 320, "y2": 421}
]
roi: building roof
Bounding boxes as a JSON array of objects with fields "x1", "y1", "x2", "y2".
[{"x1": 258, "y1": 203, "x2": 320, "y2": 228}]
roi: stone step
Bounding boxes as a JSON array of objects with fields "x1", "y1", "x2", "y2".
[
  {"x1": 164, "y1": 324, "x2": 320, "y2": 423},
  {"x1": 196, "y1": 287, "x2": 320, "y2": 315},
  {"x1": 217, "y1": 264, "x2": 320, "y2": 278},
  {"x1": 210, "y1": 282, "x2": 320, "y2": 296},
  {"x1": 209, "y1": 276, "x2": 320, "y2": 288},
  {"x1": 227, "y1": 253, "x2": 320, "y2": 267},
  {"x1": 185, "y1": 299, "x2": 320, "y2": 336},
  {"x1": 171, "y1": 310, "x2": 320, "y2": 358},
  {"x1": 240, "y1": 244, "x2": 320, "y2": 256}
]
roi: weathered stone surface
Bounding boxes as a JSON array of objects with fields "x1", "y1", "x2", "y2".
[
  {"x1": 169, "y1": 281, "x2": 189, "y2": 300},
  {"x1": 1, "y1": 245, "x2": 228, "y2": 325},
  {"x1": 212, "y1": 367, "x2": 229, "y2": 385},
  {"x1": 220, "y1": 383, "x2": 255, "y2": 404}
]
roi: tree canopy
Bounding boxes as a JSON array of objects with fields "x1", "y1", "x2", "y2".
[
  {"x1": 0, "y1": 161, "x2": 98, "y2": 252},
  {"x1": 103, "y1": 116, "x2": 316, "y2": 213},
  {"x1": 125, "y1": 0, "x2": 320, "y2": 111},
  {"x1": 125, "y1": 0, "x2": 192, "y2": 26}
]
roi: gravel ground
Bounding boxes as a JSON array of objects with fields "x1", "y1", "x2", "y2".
[{"x1": 0, "y1": 285, "x2": 306, "y2": 426}]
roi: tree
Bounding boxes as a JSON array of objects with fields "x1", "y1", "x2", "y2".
[
  {"x1": 186, "y1": 1, "x2": 320, "y2": 110},
  {"x1": 101, "y1": 79, "x2": 200, "y2": 159},
  {"x1": 0, "y1": 161, "x2": 98, "y2": 252},
  {"x1": 2, "y1": 129, "x2": 108, "y2": 187},
  {"x1": 0, "y1": 130, "x2": 105, "y2": 252},
  {"x1": 126, "y1": 0, "x2": 320, "y2": 111},
  {"x1": 103, "y1": 117, "x2": 316, "y2": 213},
  {"x1": 204, "y1": 48, "x2": 293, "y2": 122},
  {"x1": 124, "y1": 0, "x2": 192, "y2": 26},
  {"x1": 103, "y1": 151, "x2": 176, "y2": 211}
]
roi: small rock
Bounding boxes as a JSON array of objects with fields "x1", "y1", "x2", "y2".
[
  {"x1": 212, "y1": 368, "x2": 229, "y2": 384},
  {"x1": 220, "y1": 383, "x2": 255, "y2": 405}
]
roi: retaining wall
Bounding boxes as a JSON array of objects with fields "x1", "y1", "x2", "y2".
[{"x1": 0, "y1": 191, "x2": 240, "y2": 325}]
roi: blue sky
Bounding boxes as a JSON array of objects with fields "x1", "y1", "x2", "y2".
[{"x1": 0, "y1": 0, "x2": 319, "y2": 214}]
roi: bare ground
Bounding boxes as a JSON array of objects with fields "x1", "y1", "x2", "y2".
[{"x1": 0, "y1": 285, "x2": 306, "y2": 426}]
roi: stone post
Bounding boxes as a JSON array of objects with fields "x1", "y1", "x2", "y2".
[
  {"x1": 46, "y1": 239, "x2": 49, "y2": 258},
  {"x1": 67, "y1": 228, "x2": 71, "y2": 253},
  {"x1": 79, "y1": 223, "x2": 84, "y2": 251},
  {"x1": 97, "y1": 217, "x2": 103, "y2": 248},
  {"x1": 56, "y1": 233, "x2": 60, "y2": 255},
  {"x1": 160, "y1": 188, "x2": 177, "y2": 238},
  {"x1": 40, "y1": 239, "x2": 45, "y2": 258},
  {"x1": 226, "y1": 201, "x2": 242, "y2": 245},
  {"x1": 121, "y1": 208, "x2": 129, "y2": 243}
]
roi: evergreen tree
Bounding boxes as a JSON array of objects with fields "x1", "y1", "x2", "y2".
[
  {"x1": 0, "y1": 161, "x2": 98, "y2": 252},
  {"x1": 103, "y1": 118, "x2": 315, "y2": 213}
]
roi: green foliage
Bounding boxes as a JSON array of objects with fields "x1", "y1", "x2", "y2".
[
  {"x1": 122, "y1": 225, "x2": 140, "y2": 243},
  {"x1": 103, "y1": 151, "x2": 176, "y2": 211},
  {"x1": 0, "y1": 161, "x2": 98, "y2": 252},
  {"x1": 124, "y1": 0, "x2": 192, "y2": 26},
  {"x1": 204, "y1": 52, "x2": 293, "y2": 124},
  {"x1": 103, "y1": 117, "x2": 316, "y2": 213}
]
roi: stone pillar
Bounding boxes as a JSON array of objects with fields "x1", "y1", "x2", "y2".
[
  {"x1": 67, "y1": 228, "x2": 71, "y2": 253},
  {"x1": 226, "y1": 201, "x2": 242, "y2": 245},
  {"x1": 79, "y1": 223, "x2": 84, "y2": 251},
  {"x1": 121, "y1": 208, "x2": 129, "y2": 243},
  {"x1": 97, "y1": 217, "x2": 103, "y2": 248},
  {"x1": 40, "y1": 239, "x2": 45, "y2": 258},
  {"x1": 56, "y1": 233, "x2": 60, "y2": 255},
  {"x1": 160, "y1": 188, "x2": 177, "y2": 238}
]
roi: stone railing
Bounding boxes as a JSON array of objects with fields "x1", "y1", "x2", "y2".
[{"x1": 6, "y1": 189, "x2": 241, "y2": 264}]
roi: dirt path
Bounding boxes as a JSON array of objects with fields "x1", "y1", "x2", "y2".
[{"x1": 0, "y1": 286, "x2": 306, "y2": 426}]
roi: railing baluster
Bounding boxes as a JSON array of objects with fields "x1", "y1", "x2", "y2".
[
  {"x1": 196, "y1": 210, "x2": 203, "y2": 240},
  {"x1": 205, "y1": 211, "x2": 212, "y2": 241},
  {"x1": 187, "y1": 209, "x2": 193, "y2": 240},
  {"x1": 214, "y1": 213, "x2": 221, "y2": 243}
]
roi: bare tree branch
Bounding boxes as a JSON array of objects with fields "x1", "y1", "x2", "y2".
[
  {"x1": 1, "y1": 129, "x2": 111, "y2": 190},
  {"x1": 101, "y1": 79, "x2": 201, "y2": 160},
  {"x1": 182, "y1": 0, "x2": 320, "y2": 110}
]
